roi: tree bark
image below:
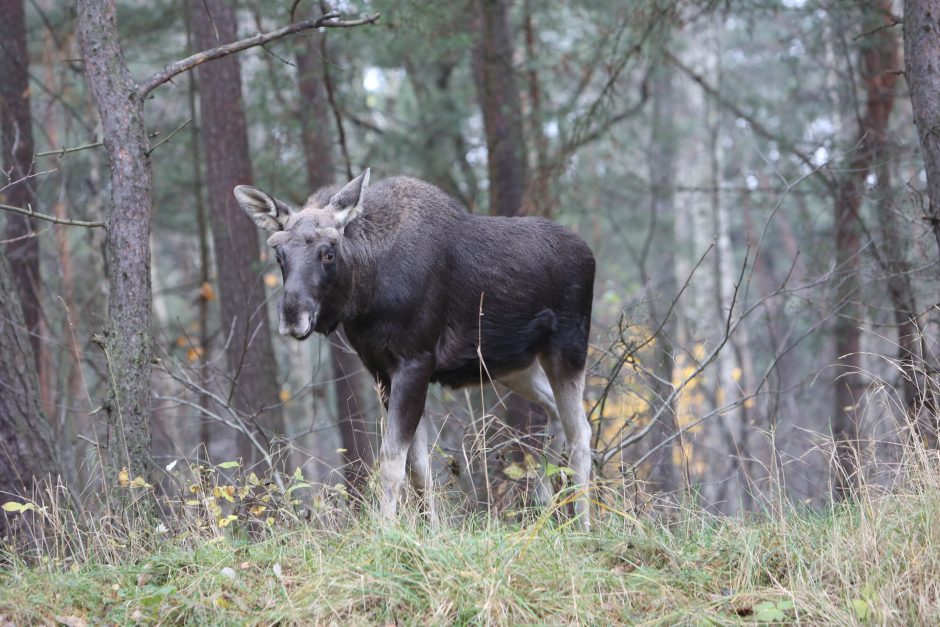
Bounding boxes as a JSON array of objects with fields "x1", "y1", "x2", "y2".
[
  {"x1": 0, "y1": 248, "x2": 54, "y2": 502},
  {"x1": 193, "y1": 0, "x2": 284, "y2": 465},
  {"x1": 642, "y1": 59, "x2": 679, "y2": 497},
  {"x1": 296, "y1": 31, "x2": 374, "y2": 488},
  {"x1": 0, "y1": 0, "x2": 41, "y2": 369},
  {"x1": 832, "y1": 1, "x2": 899, "y2": 497},
  {"x1": 474, "y1": 0, "x2": 529, "y2": 217},
  {"x1": 77, "y1": 0, "x2": 154, "y2": 481},
  {"x1": 905, "y1": 0, "x2": 940, "y2": 257}
]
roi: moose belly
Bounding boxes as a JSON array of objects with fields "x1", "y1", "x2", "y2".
[{"x1": 430, "y1": 309, "x2": 557, "y2": 388}]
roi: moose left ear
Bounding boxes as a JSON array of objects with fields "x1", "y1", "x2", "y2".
[
  {"x1": 234, "y1": 185, "x2": 295, "y2": 232},
  {"x1": 331, "y1": 168, "x2": 370, "y2": 233}
]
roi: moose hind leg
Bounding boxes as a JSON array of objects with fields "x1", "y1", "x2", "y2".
[
  {"x1": 407, "y1": 416, "x2": 438, "y2": 527},
  {"x1": 541, "y1": 358, "x2": 592, "y2": 530},
  {"x1": 498, "y1": 361, "x2": 566, "y2": 506}
]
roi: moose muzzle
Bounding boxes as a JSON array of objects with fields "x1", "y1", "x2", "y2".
[{"x1": 279, "y1": 292, "x2": 319, "y2": 340}]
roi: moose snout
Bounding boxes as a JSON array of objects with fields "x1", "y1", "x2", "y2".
[{"x1": 279, "y1": 292, "x2": 319, "y2": 340}]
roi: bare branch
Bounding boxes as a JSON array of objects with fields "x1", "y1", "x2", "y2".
[
  {"x1": 136, "y1": 11, "x2": 380, "y2": 99},
  {"x1": 35, "y1": 140, "x2": 104, "y2": 158},
  {"x1": 0, "y1": 202, "x2": 105, "y2": 229},
  {"x1": 666, "y1": 50, "x2": 837, "y2": 194}
]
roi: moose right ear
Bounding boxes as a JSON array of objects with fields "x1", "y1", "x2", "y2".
[{"x1": 233, "y1": 185, "x2": 294, "y2": 232}]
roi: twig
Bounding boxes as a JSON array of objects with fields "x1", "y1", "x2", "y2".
[
  {"x1": 666, "y1": 49, "x2": 837, "y2": 194},
  {"x1": 137, "y1": 11, "x2": 380, "y2": 99},
  {"x1": 35, "y1": 140, "x2": 104, "y2": 158},
  {"x1": 146, "y1": 117, "x2": 192, "y2": 155},
  {"x1": 321, "y1": 30, "x2": 353, "y2": 179},
  {"x1": 0, "y1": 202, "x2": 105, "y2": 229}
]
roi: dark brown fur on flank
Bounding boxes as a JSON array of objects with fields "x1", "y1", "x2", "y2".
[
  {"x1": 310, "y1": 177, "x2": 595, "y2": 390},
  {"x1": 235, "y1": 171, "x2": 596, "y2": 527}
]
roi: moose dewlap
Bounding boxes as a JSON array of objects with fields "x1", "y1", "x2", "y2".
[{"x1": 235, "y1": 170, "x2": 596, "y2": 528}]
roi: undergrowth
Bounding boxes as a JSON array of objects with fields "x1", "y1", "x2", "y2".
[{"x1": 3, "y1": 456, "x2": 940, "y2": 625}]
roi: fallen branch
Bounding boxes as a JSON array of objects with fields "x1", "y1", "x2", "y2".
[{"x1": 137, "y1": 11, "x2": 380, "y2": 99}]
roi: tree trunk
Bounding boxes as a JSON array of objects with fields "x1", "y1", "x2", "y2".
[
  {"x1": 642, "y1": 59, "x2": 679, "y2": 497},
  {"x1": 77, "y1": 0, "x2": 154, "y2": 482},
  {"x1": 474, "y1": 0, "x2": 529, "y2": 217},
  {"x1": 832, "y1": 1, "x2": 899, "y2": 497},
  {"x1": 193, "y1": 0, "x2": 284, "y2": 465},
  {"x1": 296, "y1": 31, "x2": 374, "y2": 488},
  {"x1": 473, "y1": 0, "x2": 545, "y2": 470},
  {"x1": 0, "y1": 248, "x2": 54, "y2": 502},
  {"x1": 0, "y1": 0, "x2": 41, "y2": 370},
  {"x1": 905, "y1": 0, "x2": 940, "y2": 257}
]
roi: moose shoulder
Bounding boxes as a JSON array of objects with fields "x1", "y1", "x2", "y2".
[{"x1": 235, "y1": 171, "x2": 596, "y2": 528}]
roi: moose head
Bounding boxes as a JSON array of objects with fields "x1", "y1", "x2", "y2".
[{"x1": 234, "y1": 169, "x2": 370, "y2": 340}]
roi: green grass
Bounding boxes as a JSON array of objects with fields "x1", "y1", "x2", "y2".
[{"x1": 4, "y1": 479, "x2": 940, "y2": 626}]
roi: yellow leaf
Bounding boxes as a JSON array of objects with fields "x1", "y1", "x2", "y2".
[
  {"x1": 118, "y1": 467, "x2": 130, "y2": 488},
  {"x1": 129, "y1": 476, "x2": 151, "y2": 488},
  {"x1": 248, "y1": 505, "x2": 266, "y2": 517},
  {"x1": 264, "y1": 273, "x2": 279, "y2": 288},
  {"x1": 217, "y1": 514, "x2": 238, "y2": 528},
  {"x1": 186, "y1": 347, "x2": 204, "y2": 363},
  {"x1": 213, "y1": 485, "x2": 236, "y2": 503},
  {"x1": 199, "y1": 281, "x2": 215, "y2": 301},
  {"x1": 175, "y1": 335, "x2": 188, "y2": 348},
  {"x1": 265, "y1": 517, "x2": 275, "y2": 526},
  {"x1": 279, "y1": 387, "x2": 291, "y2": 403},
  {"x1": 184, "y1": 499, "x2": 201, "y2": 506},
  {"x1": 731, "y1": 367, "x2": 742, "y2": 382},
  {"x1": 2, "y1": 501, "x2": 35, "y2": 513}
]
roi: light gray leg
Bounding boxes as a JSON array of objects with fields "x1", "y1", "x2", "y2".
[
  {"x1": 407, "y1": 416, "x2": 438, "y2": 527},
  {"x1": 378, "y1": 358, "x2": 431, "y2": 521},
  {"x1": 498, "y1": 360, "x2": 567, "y2": 506},
  {"x1": 540, "y1": 359, "x2": 592, "y2": 531}
]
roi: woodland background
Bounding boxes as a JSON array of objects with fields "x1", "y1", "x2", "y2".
[{"x1": 3, "y1": 0, "x2": 940, "y2": 524}]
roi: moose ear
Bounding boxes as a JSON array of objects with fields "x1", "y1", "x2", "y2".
[
  {"x1": 234, "y1": 185, "x2": 294, "y2": 232},
  {"x1": 331, "y1": 168, "x2": 370, "y2": 233}
]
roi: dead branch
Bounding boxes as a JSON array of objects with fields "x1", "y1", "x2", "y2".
[
  {"x1": 666, "y1": 50, "x2": 838, "y2": 194},
  {"x1": 0, "y1": 202, "x2": 105, "y2": 229},
  {"x1": 137, "y1": 11, "x2": 380, "y2": 99}
]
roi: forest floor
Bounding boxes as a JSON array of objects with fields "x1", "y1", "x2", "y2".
[{"x1": 2, "y1": 474, "x2": 940, "y2": 625}]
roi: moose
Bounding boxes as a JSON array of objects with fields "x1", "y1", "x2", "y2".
[{"x1": 235, "y1": 170, "x2": 596, "y2": 528}]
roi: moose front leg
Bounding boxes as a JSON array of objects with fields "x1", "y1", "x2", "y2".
[{"x1": 378, "y1": 357, "x2": 432, "y2": 520}]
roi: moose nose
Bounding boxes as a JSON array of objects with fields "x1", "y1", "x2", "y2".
[{"x1": 279, "y1": 293, "x2": 318, "y2": 339}]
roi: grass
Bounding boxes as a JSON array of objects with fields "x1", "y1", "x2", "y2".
[{"x1": 4, "y1": 469, "x2": 940, "y2": 626}]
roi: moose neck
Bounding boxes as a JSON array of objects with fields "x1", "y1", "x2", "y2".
[{"x1": 334, "y1": 218, "x2": 383, "y2": 325}]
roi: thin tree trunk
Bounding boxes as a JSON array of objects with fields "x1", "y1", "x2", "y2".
[
  {"x1": 183, "y1": 1, "x2": 213, "y2": 455},
  {"x1": 193, "y1": 0, "x2": 284, "y2": 465},
  {"x1": 296, "y1": 31, "x2": 374, "y2": 488},
  {"x1": 642, "y1": 59, "x2": 679, "y2": 497},
  {"x1": 832, "y1": 1, "x2": 899, "y2": 497},
  {"x1": 905, "y1": 0, "x2": 940, "y2": 257},
  {"x1": 0, "y1": 0, "x2": 41, "y2": 370},
  {"x1": 0, "y1": 248, "x2": 54, "y2": 504},
  {"x1": 474, "y1": 0, "x2": 529, "y2": 218},
  {"x1": 76, "y1": 0, "x2": 154, "y2": 482}
]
